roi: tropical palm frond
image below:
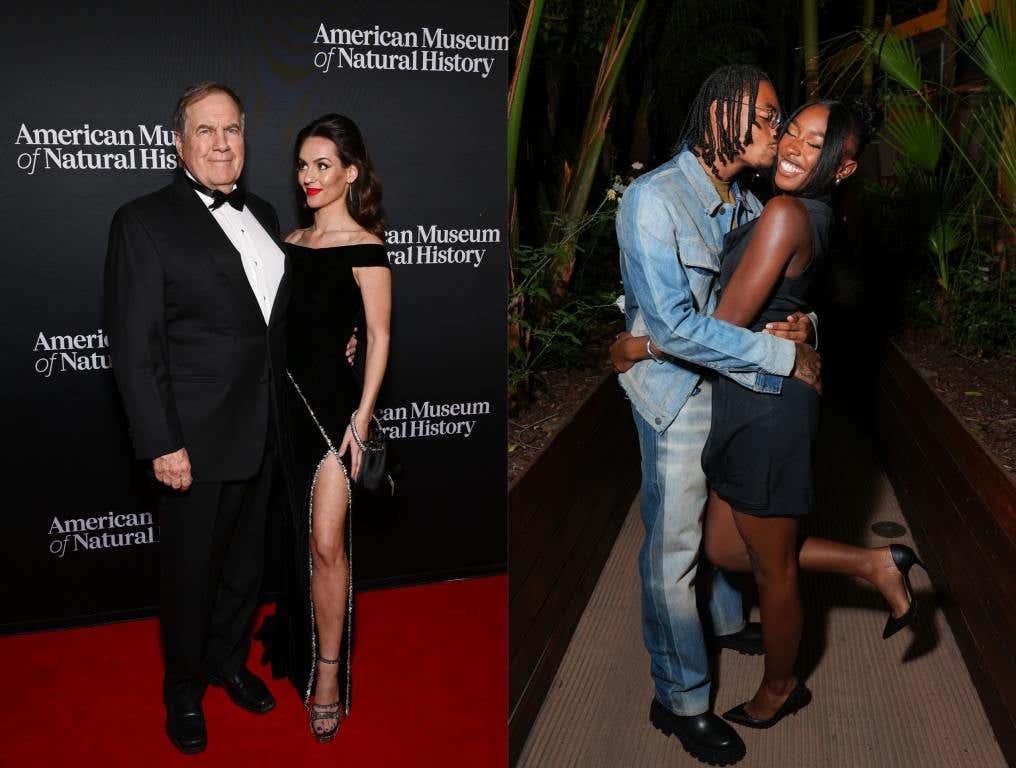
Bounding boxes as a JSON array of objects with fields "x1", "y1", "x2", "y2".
[
  {"x1": 970, "y1": 96, "x2": 1016, "y2": 213},
  {"x1": 817, "y1": 30, "x2": 870, "y2": 97},
  {"x1": 928, "y1": 214, "x2": 968, "y2": 260},
  {"x1": 958, "y1": 0, "x2": 1016, "y2": 105},
  {"x1": 882, "y1": 96, "x2": 943, "y2": 172},
  {"x1": 860, "y1": 29, "x2": 922, "y2": 93}
]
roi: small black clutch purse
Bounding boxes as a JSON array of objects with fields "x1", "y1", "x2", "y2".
[{"x1": 350, "y1": 411, "x2": 395, "y2": 496}]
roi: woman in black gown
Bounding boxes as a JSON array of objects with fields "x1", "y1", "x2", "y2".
[
  {"x1": 269, "y1": 114, "x2": 391, "y2": 742},
  {"x1": 612, "y1": 99, "x2": 927, "y2": 729}
]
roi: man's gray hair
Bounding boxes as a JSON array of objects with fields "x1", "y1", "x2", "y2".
[{"x1": 172, "y1": 81, "x2": 246, "y2": 137}]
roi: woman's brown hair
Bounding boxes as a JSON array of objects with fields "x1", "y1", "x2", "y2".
[{"x1": 295, "y1": 113, "x2": 385, "y2": 238}]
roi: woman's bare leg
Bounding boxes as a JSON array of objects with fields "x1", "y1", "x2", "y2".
[
  {"x1": 704, "y1": 491, "x2": 911, "y2": 618},
  {"x1": 309, "y1": 454, "x2": 350, "y2": 736},
  {"x1": 704, "y1": 492, "x2": 752, "y2": 572},
  {"x1": 731, "y1": 511, "x2": 802, "y2": 720}
]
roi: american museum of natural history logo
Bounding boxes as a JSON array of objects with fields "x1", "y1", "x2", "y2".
[
  {"x1": 49, "y1": 510, "x2": 157, "y2": 558},
  {"x1": 312, "y1": 23, "x2": 508, "y2": 78},
  {"x1": 376, "y1": 399, "x2": 493, "y2": 439},
  {"x1": 385, "y1": 225, "x2": 502, "y2": 268},
  {"x1": 15, "y1": 122, "x2": 178, "y2": 175},
  {"x1": 34, "y1": 329, "x2": 111, "y2": 378}
]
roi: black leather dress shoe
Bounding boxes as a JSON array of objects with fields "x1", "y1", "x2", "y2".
[
  {"x1": 208, "y1": 667, "x2": 276, "y2": 714},
  {"x1": 166, "y1": 701, "x2": 207, "y2": 755},
  {"x1": 650, "y1": 699, "x2": 746, "y2": 766},
  {"x1": 710, "y1": 622, "x2": 763, "y2": 656}
]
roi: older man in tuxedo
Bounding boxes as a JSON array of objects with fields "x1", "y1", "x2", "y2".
[{"x1": 104, "y1": 82, "x2": 288, "y2": 754}]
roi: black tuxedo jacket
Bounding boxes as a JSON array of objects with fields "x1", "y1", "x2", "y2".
[{"x1": 104, "y1": 173, "x2": 290, "y2": 482}]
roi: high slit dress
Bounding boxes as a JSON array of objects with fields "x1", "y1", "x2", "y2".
[{"x1": 259, "y1": 241, "x2": 390, "y2": 714}]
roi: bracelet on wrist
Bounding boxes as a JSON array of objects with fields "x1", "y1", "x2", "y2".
[{"x1": 646, "y1": 337, "x2": 661, "y2": 362}]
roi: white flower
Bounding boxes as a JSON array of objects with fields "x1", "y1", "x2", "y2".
[
  {"x1": 611, "y1": 181, "x2": 628, "y2": 195},
  {"x1": 631, "y1": 161, "x2": 644, "y2": 170},
  {"x1": 615, "y1": 294, "x2": 626, "y2": 313}
]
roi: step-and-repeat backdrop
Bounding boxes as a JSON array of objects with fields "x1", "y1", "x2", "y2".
[{"x1": 1, "y1": 1, "x2": 507, "y2": 631}]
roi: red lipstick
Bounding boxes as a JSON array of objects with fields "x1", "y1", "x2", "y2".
[{"x1": 306, "y1": 188, "x2": 322, "y2": 196}]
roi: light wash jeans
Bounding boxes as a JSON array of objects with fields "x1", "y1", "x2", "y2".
[{"x1": 632, "y1": 380, "x2": 745, "y2": 716}]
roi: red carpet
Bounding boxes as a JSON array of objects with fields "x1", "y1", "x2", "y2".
[{"x1": 0, "y1": 575, "x2": 506, "y2": 767}]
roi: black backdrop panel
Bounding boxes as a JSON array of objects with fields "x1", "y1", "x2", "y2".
[{"x1": 1, "y1": 1, "x2": 507, "y2": 631}]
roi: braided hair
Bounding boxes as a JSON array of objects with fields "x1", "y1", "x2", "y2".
[{"x1": 678, "y1": 65, "x2": 770, "y2": 178}]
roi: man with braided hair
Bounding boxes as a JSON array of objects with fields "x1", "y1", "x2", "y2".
[{"x1": 612, "y1": 65, "x2": 821, "y2": 765}]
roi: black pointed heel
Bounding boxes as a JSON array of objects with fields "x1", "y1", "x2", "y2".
[
  {"x1": 722, "y1": 680, "x2": 812, "y2": 729},
  {"x1": 882, "y1": 544, "x2": 926, "y2": 640}
]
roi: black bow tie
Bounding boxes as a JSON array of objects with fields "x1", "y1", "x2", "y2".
[{"x1": 185, "y1": 174, "x2": 245, "y2": 211}]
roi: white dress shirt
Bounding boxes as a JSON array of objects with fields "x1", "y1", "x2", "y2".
[{"x1": 188, "y1": 173, "x2": 285, "y2": 323}]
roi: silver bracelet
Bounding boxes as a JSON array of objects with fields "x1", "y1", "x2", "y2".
[
  {"x1": 646, "y1": 337, "x2": 661, "y2": 362},
  {"x1": 349, "y1": 410, "x2": 386, "y2": 452}
]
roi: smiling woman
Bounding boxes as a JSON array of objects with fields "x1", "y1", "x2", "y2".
[
  {"x1": 257, "y1": 111, "x2": 393, "y2": 744},
  {"x1": 773, "y1": 99, "x2": 877, "y2": 197}
]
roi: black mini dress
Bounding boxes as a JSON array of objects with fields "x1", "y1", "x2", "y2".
[{"x1": 701, "y1": 196, "x2": 830, "y2": 518}]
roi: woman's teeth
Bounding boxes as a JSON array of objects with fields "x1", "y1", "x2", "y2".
[{"x1": 779, "y1": 159, "x2": 803, "y2": 175}]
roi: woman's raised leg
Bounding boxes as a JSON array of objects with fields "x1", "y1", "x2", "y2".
[{"x1": 704, "y1": 491, "x2": 912, "y2": 619}]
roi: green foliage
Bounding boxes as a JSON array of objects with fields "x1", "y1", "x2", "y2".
[
  {"x1": 860, "y1": 29, "x2": 922, "y2": 92},
  {"x1": 943, "y1": 250, "x2": 1016, "y2": 356},
  {"x1": 927, "y1": 214, "x2": 967, "y2": 292},
  {"x1": 970, "y1": 96, "x2": 1016, "y2": 210},
  {"x1": 861, "y1": 25, "x2": 1014, "y2": 237},
  {"x1": 509, "y1": 0, "x2": 646, "y2": 401},
  {"x1": 905, "y1": 247, "x2": 1016, "y2": 360},
  {"x1": 552, "y1": 0, "x2": 646, "y2": 281},
  {"x1": 882, "y1": 97, "x2": 943, "y2": 173},
  {"x1": 958, "y1": 0, "x2": 1016, "y2": 105},
  {"x1": 509, "y1": 190, "x2": 626, "y2": 396},
  {"x1": 508, "y1": 0, "x2": 545, "y2": 203},
  {"x1": 853, "y1": 10, "x2": 1016, "y2": 364}
]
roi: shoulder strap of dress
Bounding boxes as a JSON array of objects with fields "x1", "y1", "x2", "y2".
[{"x1": 348, "y1": 244, "x2": 391, "y2": 269}]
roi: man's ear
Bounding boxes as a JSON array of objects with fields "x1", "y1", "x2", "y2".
[{"x1": 173, "y1": 132, "x2": 183, "y2": 159}]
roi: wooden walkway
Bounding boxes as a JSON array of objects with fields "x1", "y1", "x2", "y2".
[{"x1": 518, "y1": 404, "x2": 1007, "y2": 767}]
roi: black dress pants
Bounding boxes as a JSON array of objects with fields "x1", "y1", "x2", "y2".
[{"x1": 158, "y1": 435, "x2": 276, "y2": 707}]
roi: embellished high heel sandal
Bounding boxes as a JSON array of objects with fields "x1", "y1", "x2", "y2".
[
  {"x1": 883, "y1": 544, "x2": 927, "y2": 640},
  {"x1": 309, "y1": 655, "x2": 342, "y2": 744}
]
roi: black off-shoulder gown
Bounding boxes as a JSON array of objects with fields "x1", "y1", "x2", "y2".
[{"x1": 261, "y1": 242, "x2": 390, "y2": 714}]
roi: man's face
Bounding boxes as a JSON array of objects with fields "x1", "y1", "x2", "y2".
[
  {"x1": 737, "y1": 79, "x2": 781, "y2": 170},
  {"x1": 174, "y1": 92, "x2": 244, "y2": 192}
]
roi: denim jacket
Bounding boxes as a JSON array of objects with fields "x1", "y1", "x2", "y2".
[{"x1": 617, "y1": 149, "x2": 797, "y2": 434}]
